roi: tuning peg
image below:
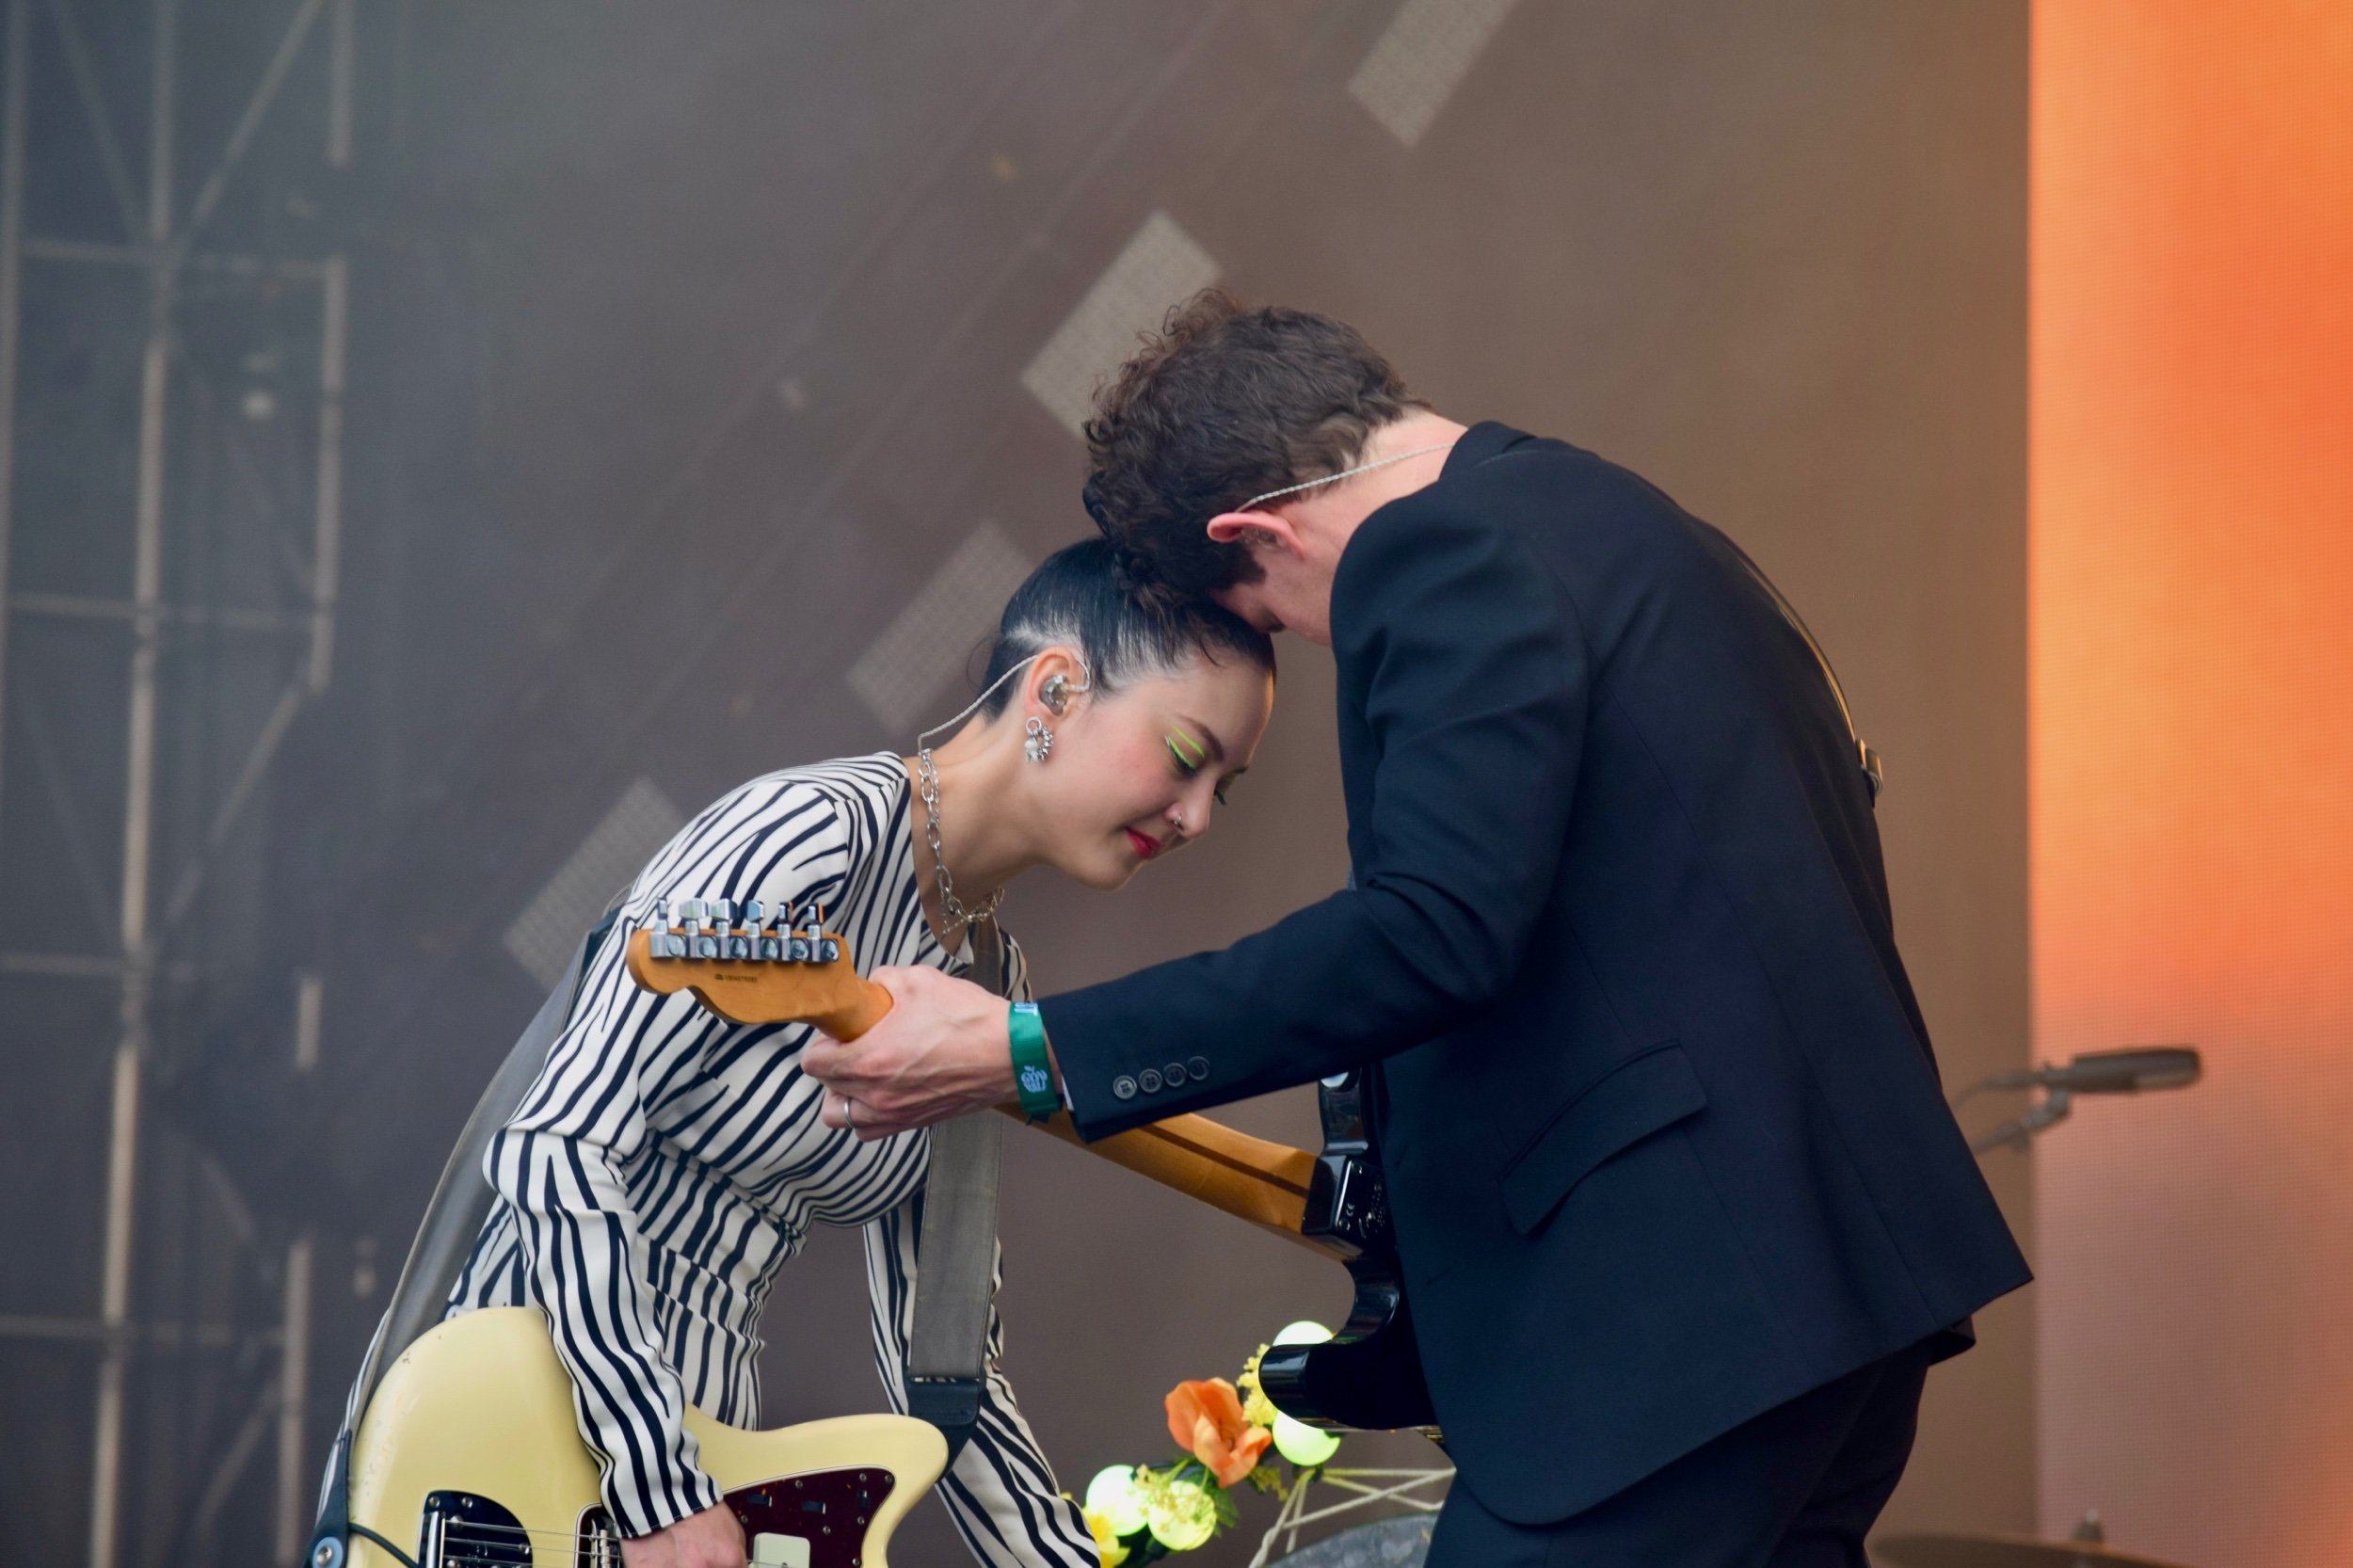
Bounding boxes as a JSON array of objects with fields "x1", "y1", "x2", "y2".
[
  {"x1": 808, "y1": 905, "x2": 840, "y2": 964},
  {"x1": 678, "y1": 899, "x2": 718, "y2": 959},
  {"x1": 642, "y1": 899, "x2": 685, "y2": 959},
  {"x1": 712, "y1": 897, "x2": 737, "y2": 929},
  {"x1": 740, "y1": 899, "x2": 766, "y2": 929},
  {"x1": 803, "y1": 907, "x2": 839, "y2": 965}
]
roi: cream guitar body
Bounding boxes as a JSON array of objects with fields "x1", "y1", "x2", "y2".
[{"x1": 347, "y1": 1307, "x2": 945, "y2": 1568}]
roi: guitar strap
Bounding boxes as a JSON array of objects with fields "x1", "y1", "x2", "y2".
[
  {"x1": 902, "y1": 920, "x2": 1009, "y2": 1464},
  {"x1": 308, "y1": 898, "x2": 624, "y2": 1568}
]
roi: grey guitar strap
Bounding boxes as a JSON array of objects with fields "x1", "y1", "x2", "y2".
[
  {"x1": 902, "y1": 920, "x2": 1010, "y2": 1462},
  {"x1": 309, "y1": 898, "x2": 624, "y2": 1568}
]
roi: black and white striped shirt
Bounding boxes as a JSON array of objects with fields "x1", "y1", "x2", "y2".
[{"x1": 448, "y1": 754, "x2": 1096, "y2": 1564}]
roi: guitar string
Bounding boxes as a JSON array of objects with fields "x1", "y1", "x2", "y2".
[
  {"x1": 426, "y1": 1529, "x2": 862, "y2": 1561},
  {"x1": 416, "y1": 1522, "x2": 669, "y2": 1568},
  {"x1": 435, "y1": 1507, "x2": 876, "y2": 1541},
  {"x1": 428, "y1": 1540, "x2": 839, "y2": 1568},
  {"x1": 426, "y1": 1544, "x2": 807, "y2": 1568},
  {"x1": 423, "y1": 1512, "x2": 870, "y2": 1560},
  {"x1": 427, "y1": 1540, "x2": 844, "y2": 1560}
]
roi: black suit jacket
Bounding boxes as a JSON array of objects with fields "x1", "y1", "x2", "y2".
[{"x1": 1039, "y1": 423, "x2": 2030, "y2": 1525}]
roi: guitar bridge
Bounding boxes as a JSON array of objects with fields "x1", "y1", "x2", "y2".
[
  {"x1": 578, "y1": 1507, "x2": 621, "y2": 1568},
  {"x1": 418, "y1": 1492, "x2": 530, "y2": 1568}
]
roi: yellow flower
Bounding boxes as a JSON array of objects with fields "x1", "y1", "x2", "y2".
[
  {"x1": 1081, "y1": 1505, "x2": 1131, "y2": 1567},
  {"x1": 1236, "y1": 1346, "x2": 1280, "y2": 1430},
  {"x1": 1146, "y1": 1476, "x2": 1218, "y2": 1552}
]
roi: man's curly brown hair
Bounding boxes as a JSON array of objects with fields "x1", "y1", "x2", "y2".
[{"x1": 1080, "y1": 290, "x2": 1428, "y2": 605}]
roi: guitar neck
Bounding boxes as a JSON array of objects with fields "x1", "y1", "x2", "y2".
[
  {"x1": 997, "y1": 1106, "x2": 1344, "y2": 1262},
  {"x1": 623, "y1": 926, "x2": 1339, "y2": 1260}
]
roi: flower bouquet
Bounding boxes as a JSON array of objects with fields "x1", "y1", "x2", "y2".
[{"x1": 1075, "y1": 1323, "x2": 1347, "y2": 1565}]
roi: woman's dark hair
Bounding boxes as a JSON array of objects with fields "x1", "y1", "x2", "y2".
[
  {"x1": 975, "y1": 536, "x2": 1273, "y2": 718},
  {"x1": 1080, "y1": 288, "x2": 1427, "y2": 605}
]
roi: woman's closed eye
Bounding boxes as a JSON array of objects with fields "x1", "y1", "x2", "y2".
[{"x1": 1165, "y1": 731, "x2": 1233, "y2": 806}]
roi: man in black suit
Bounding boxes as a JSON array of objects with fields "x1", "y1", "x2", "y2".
[{"x1": 806, "y1": 293, "x2": 2029, "y2": 1566}]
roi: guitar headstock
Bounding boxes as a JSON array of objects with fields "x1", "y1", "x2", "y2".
[{"x1": 624, "y1": 897, "x2": 891, "y2": 1038}]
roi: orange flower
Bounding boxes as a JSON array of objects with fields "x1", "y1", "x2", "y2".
[{"x1": 1163, "y1": 1377, "x2": 1273, "y2": 1488}]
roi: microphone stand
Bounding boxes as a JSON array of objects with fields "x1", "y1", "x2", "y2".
[
  {"x1": 1954, "y1": 1045, "x2": 2201, "y2": 1156},
  {"x1": 1967, "y1": 1085, "x2": 2072, "y2": 1156}
]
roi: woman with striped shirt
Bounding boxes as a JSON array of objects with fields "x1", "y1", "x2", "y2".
[{"x1": 450, "y1": 539, "x2": 1274, "y2": 1568}]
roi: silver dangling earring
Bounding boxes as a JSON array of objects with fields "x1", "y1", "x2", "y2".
[{"x1": 1024, "y1": 716, "x2": 1054, "y2": 762}]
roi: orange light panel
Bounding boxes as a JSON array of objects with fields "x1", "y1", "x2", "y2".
[{"x1": 2031, "y1": 4, "x2": 2353, "y2": 1565}]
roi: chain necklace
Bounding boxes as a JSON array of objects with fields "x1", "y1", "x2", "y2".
[
  {"x1": 915, "y1": 745, "x2": 1002, "y2": 935},
  {"x1": 909, "y1": 651, "x2": 1048, "y2": 937}
]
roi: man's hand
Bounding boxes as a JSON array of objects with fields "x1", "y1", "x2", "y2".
[
  {"x1": 803, "y1": 965, "x2": 1017, "y2": 1139},
  {"x1": 618, "y1": 1502, "x2": 744, "y2": 1568}
]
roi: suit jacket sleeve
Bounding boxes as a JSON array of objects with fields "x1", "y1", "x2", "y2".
[{"x1": 1040, "y1": 495, "x2": 1590, "y2": 1137}]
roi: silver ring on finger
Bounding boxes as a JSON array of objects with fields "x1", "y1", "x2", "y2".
[{"x1": 841, "y1": 1094, "x2": 857, "y2": 1131}]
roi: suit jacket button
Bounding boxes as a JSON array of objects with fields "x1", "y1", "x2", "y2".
[
  {"x1": 1112, "y1": 1075, "x2": 1138, "y2": 1100},
  {"x1": 1138, "y1": 1067, "x2": 1164, "y2": 1094},
  {"x1": 1186, "y1": 1056, "x2": 1210, "y2": 1080},
  {"x1": 1162, "y1": 1062, "x2": 1189, "y2": 1087}
]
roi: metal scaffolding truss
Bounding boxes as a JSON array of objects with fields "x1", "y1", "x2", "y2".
[{"x1": 0, "y1": 0, "x2": 354, "y2": 1562}]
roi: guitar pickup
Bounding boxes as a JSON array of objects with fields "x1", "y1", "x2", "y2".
[{"x1": 748, "y1": 1536, "x2": 810, "y2": 1568}]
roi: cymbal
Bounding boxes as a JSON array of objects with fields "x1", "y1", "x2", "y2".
[{"x1": 1872, "y1": 1533, "x2": 2197, "y2": 1568}]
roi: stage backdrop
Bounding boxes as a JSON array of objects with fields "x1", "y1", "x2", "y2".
[
  {"x1": 0, "y1": 4, "x2": 2033, "y2": 1564},
  {"x1": 2030, "y1": 5, "x2": 2353, "y2": 1567}
]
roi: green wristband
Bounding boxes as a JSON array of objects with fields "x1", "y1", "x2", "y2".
[{"x1": 1008, "y1": 1002, "x2": 1060, "y2": 1121}]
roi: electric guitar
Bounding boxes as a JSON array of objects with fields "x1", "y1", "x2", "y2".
[
  {"x1": 628, "y1": 899, "x2": 1436, "y2": 1434},
  {"x1": 345, "y1": 1306, "x2": 943, "y2": 1568}
]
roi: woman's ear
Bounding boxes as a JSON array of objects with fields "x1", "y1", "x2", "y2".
[{"x1": 1026, "y1": 645, "x2": 1091, "y2": 718}]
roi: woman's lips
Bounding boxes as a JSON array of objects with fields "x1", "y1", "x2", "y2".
[{"x1": 1125, "y1": 827, "x2": 1162, "y2": 860}]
